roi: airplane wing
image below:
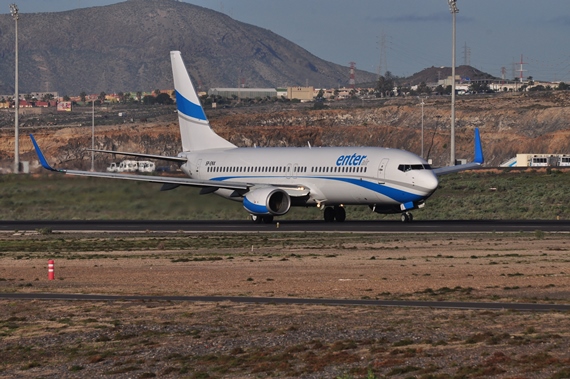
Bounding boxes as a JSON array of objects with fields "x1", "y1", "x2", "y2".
[
  {"x1": 432, "y1": 128, "x2": 484, "y2": 176},
  {"x1": 29, "y1": 134, "x2": 249, "y2": 191}
]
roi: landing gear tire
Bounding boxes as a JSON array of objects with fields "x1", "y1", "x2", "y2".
[
  {"x1": 250, "y1": 214, "x2": 275, "y2": 224},
  {"x1": 334, "y1": 206, "x2": 346, "y2": 222},
  {"x1": 400, "y1": 212, "x2": 413, "y2": 223},
  {"x1": 324, "y1": 207, "x2": 335, "y2": 222},
  {"x1": 324, "y1": 206, "x2": 346, "y2": 222}
]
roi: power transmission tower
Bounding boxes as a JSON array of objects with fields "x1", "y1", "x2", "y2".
[
  {"x1": 377, "y1": 32, "x2": 388, "y2": 78},
  {"x1": 462, "y1": 42, "x2": 471, "y2": 66},
  {"x1": 517, "y1": 54, "x2": 527, "y2": 82},
  {"x1": 349, "y1": 62, "x2": 356, "y2": 89}
]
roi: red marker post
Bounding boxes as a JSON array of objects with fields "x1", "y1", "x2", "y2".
[{"x1": 48, "y1": 260, "x2": 55, "y2": 280}]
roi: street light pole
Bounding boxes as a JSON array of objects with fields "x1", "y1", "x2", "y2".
[
  {"x1": 10, "y1": 4, "x2": 19, "y2": 174},
  {"x1": 419, "y1": 97, "x2": 426, "y2": 159},
  {"x1": 448, "y1": 0, "x2": 458, "y2": 167},
  {"x1": 91, "y1": 99, "x2": 95, "y2": 171}
]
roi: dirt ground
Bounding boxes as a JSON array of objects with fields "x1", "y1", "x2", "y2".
[
  {"x1": 1, "y1": 232, "x2": 570, "y2": 378},
  {"x1": 2, "y1": 232, "x2": 569, "y2": 301}
]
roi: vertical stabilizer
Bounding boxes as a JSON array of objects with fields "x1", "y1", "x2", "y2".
[{"x1": 171, "y1": 51, "x2": 236, "y2": 152}]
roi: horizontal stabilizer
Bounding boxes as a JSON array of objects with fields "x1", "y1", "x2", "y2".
[{"x1": 88, "y1": 149, "x2": 187, "y2": 163}]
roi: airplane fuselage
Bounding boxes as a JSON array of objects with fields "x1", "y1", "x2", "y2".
[{"x1": 180, "y1": 146, "x2": 438, "y2": 210}]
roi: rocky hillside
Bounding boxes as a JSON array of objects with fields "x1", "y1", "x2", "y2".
[
  {"x1": 0, "y1": 0, "x2": 377, "y2": 96},
  {"x1": 3, "y1": 90, "x2": 570, "y2": 172},
  {"x1": 402, "y1": 65, "x2": 499, "y2": 86}
]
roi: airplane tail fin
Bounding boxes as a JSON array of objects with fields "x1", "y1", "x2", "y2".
[{"x1": 170, "y1": 51, "x2": 236, "y2": 152}]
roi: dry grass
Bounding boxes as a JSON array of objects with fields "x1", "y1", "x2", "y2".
[{"x1": 1, "y1": 231, "x2": 570, "y2": 378}]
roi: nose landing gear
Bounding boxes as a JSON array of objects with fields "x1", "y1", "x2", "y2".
[{"x1": 400, "y1": 212, "x2": 413, "y2": 223}]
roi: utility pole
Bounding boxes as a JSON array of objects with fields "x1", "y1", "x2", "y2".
[
  {"x1": 448, "y1": 0, "x2": 458, "y2": 167},
  {"x1": 91, "y1": 99, "x2": 95, "y2": 171},
  {"x1": 10, "y1": 4, "x2": 19, "y2": 174},
  {"x1": 418, "y1": 96, "x2": 426, "y2": 159}
]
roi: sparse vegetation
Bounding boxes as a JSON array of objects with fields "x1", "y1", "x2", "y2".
[
  {"x1": 1, "y1": 169, "x2": 570, "y2": 220},
  {"x1": 1, "y1": 300, "x2": 569, "y2": 378},
  {"x1": 0, "y1": 230, "x2": 569, "y2": 377}
]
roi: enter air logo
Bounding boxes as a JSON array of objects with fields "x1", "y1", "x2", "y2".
[{"x1": 336, "y1": 154, "x2": 368, "y2": 166}]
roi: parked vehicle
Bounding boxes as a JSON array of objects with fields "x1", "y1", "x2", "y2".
[{"x1": 106, "y1": 160, "x2": 155, "y2": 173}]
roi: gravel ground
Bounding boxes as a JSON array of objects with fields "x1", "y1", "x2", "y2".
[{"x1": 1, "y1": 232, "x2": 570, "y2": 378}]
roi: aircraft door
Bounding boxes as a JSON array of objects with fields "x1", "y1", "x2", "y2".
[
  {"x1": 293, "y1": 163, "x2": 298, "y2": 179},
  {"x1": 377, "y1": 158, "x2": 389, "y2": 182},
  {"x1": 286, "y1": 163, "x2": 292, "y2": 179},
  {"x1": 196, "y1": 159, "x2": 202, "y2": 175}
]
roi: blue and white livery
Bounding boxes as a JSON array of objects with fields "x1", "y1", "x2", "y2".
[{"x1": 30, "y1": 51, "x2": 484, "y2": 223}]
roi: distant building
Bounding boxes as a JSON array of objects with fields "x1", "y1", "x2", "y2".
[
  {"x1": 34, "y1": 101, "x2": 57, "y2": 108},
  {"x1": 287, "y1": 86, "x2": 314, "y2": 101},
  {"x1": 57, "y1": 101, "x2": 72, "y2": 112},
  {"x1": 17, "y1": 100, "x2": 33, "y2": 108},
  {"x1": 30, "y1": 91, "x2": 59, "y2": 100},
  {"x1": 208, "y1": 88, "x2": 277, "y2": 99}
]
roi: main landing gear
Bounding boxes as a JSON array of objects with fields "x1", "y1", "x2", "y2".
[
  {"x1": 400, "y1": 212, "x2": 413, "y2": 223},
  {"x1": 323, "y1": 206, "x2": 346, "y2": 222},
  {"x1": 250, "y1": 214, "x2": 274, "y2": 224}
]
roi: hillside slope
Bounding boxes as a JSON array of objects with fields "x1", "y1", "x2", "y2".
[
  {"x1": 0, "y1": 0, "x2": 377, "y2": 95},
  {"x1": 2, "y1": 90, "x2": 570, "y2": 172}
]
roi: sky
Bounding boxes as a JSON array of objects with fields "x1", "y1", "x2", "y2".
[{"x1": 2, "y1": 0, "x2": 570, "y2": 82}]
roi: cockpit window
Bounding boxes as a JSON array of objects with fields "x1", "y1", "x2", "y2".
[{"x1": 398, "y1": 164, "x2": 432, "y2": 172}]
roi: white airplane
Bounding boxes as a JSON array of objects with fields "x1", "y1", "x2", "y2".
[{"x1": 30, "y1": 51, "x2": 484, "y2": 223}]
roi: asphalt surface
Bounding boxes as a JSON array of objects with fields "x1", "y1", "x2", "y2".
[
  {"x1": 2, "y1": 219, "x2": 569, "y2": 311},
  {"x1": 0, "y1": 292, "x2": 567, "y2": 312},
  {"x1": 0, "y1": 219, "x2": 569, "y2": 233}
]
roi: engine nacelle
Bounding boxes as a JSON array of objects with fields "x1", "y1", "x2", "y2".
[{"x1": 243, "y1": 187, "x2": 291, "y2": 216}]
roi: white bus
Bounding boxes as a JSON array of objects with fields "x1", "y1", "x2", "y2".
[
  {"x1": 559, "y1": 156, "x2": 570, "y2": 167},
  {"x1": 107, "y1": 160, "x2": 155, "y2": 173}
]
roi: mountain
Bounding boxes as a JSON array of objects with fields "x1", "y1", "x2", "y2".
[
  {"x1": 0, "y1": 0, "x2": 378, "y2": 96},
  {"x1": 401, "y1": 65, "x2": 499, "y2": 86}
]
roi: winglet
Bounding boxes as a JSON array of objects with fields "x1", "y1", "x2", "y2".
[
  {"x1": 29, "y1": 134, "x2": 59, "y2": 172},
  {"x1": 473, "y1": 128, "x2": 484, "y2": 164},
  {"x1": 432, "y1": 128, "x2": 484, "y2": 176}
]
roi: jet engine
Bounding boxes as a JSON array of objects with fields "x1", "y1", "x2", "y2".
[{"x1": 243, "y1": 187, "x2": 291, "y2": 216}]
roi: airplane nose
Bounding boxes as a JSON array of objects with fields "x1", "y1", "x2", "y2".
[{"x1": 424, "y1": 171, "x2": 439, "y2": 194}]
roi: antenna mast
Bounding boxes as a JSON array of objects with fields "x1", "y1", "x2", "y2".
[
  {"x1": 349, "y1": 62, "x2": 356, "y2": 89},
  {"x1": 517, "y1": 54, "x2": 527, "y2": 82}
]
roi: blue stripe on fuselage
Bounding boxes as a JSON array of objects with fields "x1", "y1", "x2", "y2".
[
  {"x1": 323, "y1": 177, "x2": 424, "y2": 203},
  {"x1": 208, "y1": 175, "x2": 425, "y2": 204},
  {"x1": 176, "y1": 90, "x2": 207, "y2": 121}
]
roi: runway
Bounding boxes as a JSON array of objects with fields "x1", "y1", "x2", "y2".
[
  {"x1": 2, "y1": 219, "x2": 569, "y2": 312},
  {"x1": 0, "y1": 219, "x2": 569, "y2": 233},
  {"x1": 0, "y1": 292, "x2": 568, "y2": 312}
]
